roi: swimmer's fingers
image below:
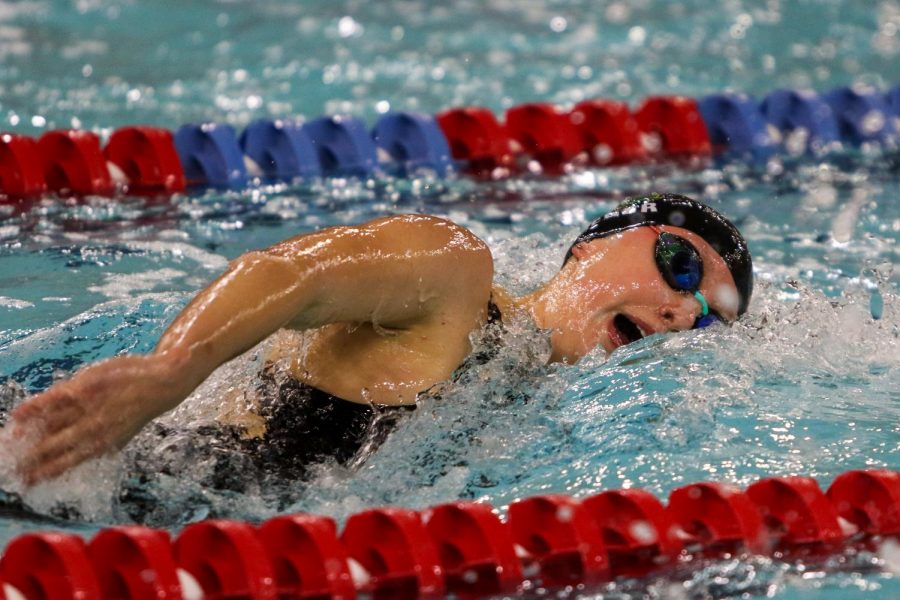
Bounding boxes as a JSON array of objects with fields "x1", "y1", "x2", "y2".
[
  {"x1": 8, "y1": 354, "x2": 182, "y2": 484},
  {"x1": 10, "y1": 380, "x2": 117, "y2": 484},
  {"x1": 16, "y1": 419, "x2": 110, "y2": 485},
  {"x1": 10, "y1": 385, "x2": 86, "y2": 437}
]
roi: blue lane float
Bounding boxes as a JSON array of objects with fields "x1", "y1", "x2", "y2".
[
  {"x1": 887, "y1": 84, "x2": 900, "y2": 118},
  {"x1": 759, "y1": 89, "x2": 841, "y2": 155},
  {"x1": 697, "y1": 93, "x2": 776, "y2": 161},
  {"x1": 303, "y1": 115, "x2": 379, "y2": 177},
  {"x1": 239, "y1": 119, "x2": 321, "y2": 180},
  {"x1": 173, "y1": 123, "x2": 247, "y2": 188},
  {"x1": 824, "y1": 85, "x2": 898, "y2": 146},
  {"x1": 372, "y1": 112, "x2": 455, "y2": 176}
]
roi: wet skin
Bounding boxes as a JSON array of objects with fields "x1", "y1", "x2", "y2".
[{"x1": 3, "y1": 214, "x2": 739, "y2": 483}]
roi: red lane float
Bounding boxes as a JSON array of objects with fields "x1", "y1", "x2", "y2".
[
  {"x1": 174, "y1": 520, "x2": 277, "y2": 599},
  {"x1": 422, "y1": 501, "x2": 523, "y2": 598},
  {"x1": 582, "y1": 488, "x2": 681, "y2": 577},
  {"x1": 105, "y1": 126, "x2": 186, "y2": 195},
  {"x1": 257, "y1": 514, "x2": 355, "y2": 599},
  {"x1": 1, "y1": 469, "x2": 899, "y2": 600},
  {"x1": 507, "y1": 494, "x2": 610, "y2": 588},
  {"x1": 570, "y1": 99, "x2": 646, "y2": 165},
  {"x1": 340, "y1": 508, "x2": 444, "y2": 599},
  {"x1": 827, "y1": 470, "x2": 900, "y2": 536},
  {"x1": 0, "y1": 134, "x2": 46, "y2": 200},
  {"x1": 667, "y1": 481, "x2": 769, "y2": 555},
  {"x1": 634, "y1": 95, "x2": 712, "y2": 158},
  {"x1": 88, "y1": 527, "x2": 182, "y2": 599},
  {"x1": 0, "y1": 532, "x2": 102, "y2": 599},
  {"x1": 504, "y1": 103, "x2": 583, "y2": 174},
  {"x1": 747, "y1": 476, "x2": 845, "y2": 551},
  {"x1": 37, "y1": 129, "x2": 114, "y2": 196},
  {"x1": 435, "y1": 107, "x2": 514, "y2": 177}
]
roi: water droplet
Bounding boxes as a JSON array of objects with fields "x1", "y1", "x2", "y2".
[
  {"x1": 785, "y1": 127, "x2": 810, "y2": 156},
  {"x1": 628, "y1": 26, "x2": 646, "y2": 44},
  {"x1": 605, "y1": 2, "x2": 630, "y2": 23},
  {"x1": 862, "y1": 110, "x2": 885, "y2": 135},
  {"x1": 550, "y1": 16, "x2": 568, "y2": 33},
  {"x1": 592, "y1": 144, "x2": 613, "y2": 164},
  {"x1": 641, "y1": 131, "x2": 662, "y2": 153},
  {"x1": 338, "y1": 16, "x2": 362, "y2": 38},
  {"x1": 629, "y1": 520, "x2": 658, "y2": 544}
]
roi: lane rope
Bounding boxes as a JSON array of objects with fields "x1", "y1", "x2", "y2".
[
  {"x1": 1, "y1": 83, "x2": 898, "y2": 201},
  {"x1": 0, "y1": 469, "x2": 898, "y2": 598}
]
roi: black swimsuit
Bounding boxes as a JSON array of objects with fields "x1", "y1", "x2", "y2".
[
  {"x1": 243, "y1": 370, "x2": 416, "y2": 480},
  {"x1": 245, "y1": 297, "x2": 504, "y2": 478}
]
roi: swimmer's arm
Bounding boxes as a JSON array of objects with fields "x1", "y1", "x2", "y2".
[
  {"x1": 10, "y1": 214, "x2": 492, "y2": 483},
  {"x1": 154, "y1": 214, "x2": 494, "y2": 393}
]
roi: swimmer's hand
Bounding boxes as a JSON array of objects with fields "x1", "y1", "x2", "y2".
[{"x1": 7, "y1": 352, "x2": 190, "y2": 485}]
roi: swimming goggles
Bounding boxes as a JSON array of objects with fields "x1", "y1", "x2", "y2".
[{"x1": 654, "y1": 231, "x2": 720, "y2": 329}]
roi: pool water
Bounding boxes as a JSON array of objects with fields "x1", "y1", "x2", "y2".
[{"x1": 0, "y1": 0, "x2": 899, "y2": 597}]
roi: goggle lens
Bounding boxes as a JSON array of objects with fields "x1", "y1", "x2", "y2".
[{"x1": 655, "y1": 232, "x2": 703, "y2": 292}]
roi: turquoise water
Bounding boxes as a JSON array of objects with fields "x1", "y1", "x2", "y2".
[{"x1": 0, "y1": 0, "x2": 899, "y2": 597}]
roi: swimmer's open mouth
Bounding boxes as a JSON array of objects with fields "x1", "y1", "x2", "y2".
[{"x1": 613, "y1": 314, "x2": 645, "y2": 345}]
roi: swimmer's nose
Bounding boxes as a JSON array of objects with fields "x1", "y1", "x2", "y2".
[{"x1": 658, "y1": 297, "x2": 698, "y2": 332}]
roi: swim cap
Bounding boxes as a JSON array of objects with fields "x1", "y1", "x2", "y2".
[{"x1": 564, "y1": 192, "x2": 753, "y2": 315}]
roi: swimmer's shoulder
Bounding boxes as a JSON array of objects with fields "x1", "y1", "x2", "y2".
[
  {"x1": 361, "y1": 214, "x2": 494, "y2": 298},
  {"x1": 361, "y1": 213, "x2": 493, "y2": 260},
  {"x1": 266, "y1": 213, "x2": 493, "y2": 274}
]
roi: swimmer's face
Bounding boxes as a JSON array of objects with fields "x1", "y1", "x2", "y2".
[{"x1": 546, "y1": 226, "x2": 740, "y2": 363}]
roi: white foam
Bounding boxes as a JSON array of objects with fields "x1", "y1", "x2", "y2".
[
  {"x1": 120, "y1": 241, "x2": 228, "y2": 271},
  {"x1": 87, "y1": 268, "x2": 187, "y2": 299},
  {"x1": 0, "y1": 225, "x2": 20, "y2": 240},
  {"x1": 17, "y1": 454, "x2": 119, "y2": 523},
  {"x1": 0, "y1": 296, "x2": 33, "y2": 309}
]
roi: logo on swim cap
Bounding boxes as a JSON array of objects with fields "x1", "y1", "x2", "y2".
[{"x1": 601, "y1": 199, "x2": 658, "y2": 219}]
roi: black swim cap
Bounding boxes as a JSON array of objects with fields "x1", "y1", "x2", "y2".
[{"x1": 564, "y1": 193, "x2": 753, "y2": 315}]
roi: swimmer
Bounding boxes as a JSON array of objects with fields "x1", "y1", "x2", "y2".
[{"x1": 6, "y1": 192, "x2": 752, "y2": 484}]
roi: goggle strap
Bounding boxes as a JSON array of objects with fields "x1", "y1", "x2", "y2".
[{"x1": 693, "y1": 290, "x2": 710, "y2": 317}]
